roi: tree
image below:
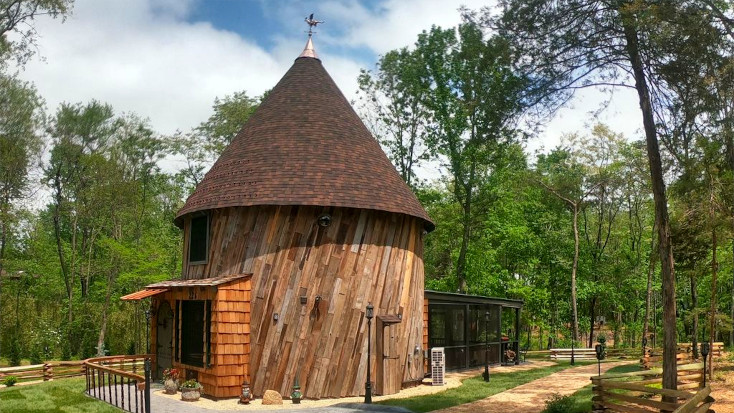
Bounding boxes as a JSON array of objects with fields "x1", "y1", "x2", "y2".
[
  {"x1": 169, "y1": 90, "x2": 259, "y2": 193},
  {"x1": 0, "y1": 74, "x2": 44, "y2": 358},
  {"x1": 0, "y1": 0, "x2": 73, "y2": 66},
  {"x1": 412, "y1": 17, "x2": 528, "y2": 292},
  {"x1": 489, "y1": 0, "x2": 728, "y2": 391},
  {"x1": 357, "y1": 48, "x2": 432, "y2": 188}
]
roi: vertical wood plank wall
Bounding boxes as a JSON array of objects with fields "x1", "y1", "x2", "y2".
[
  {"x1": 181, "y1": 205, "x2": 426, "y2": 399},
  {"x1": 151, "y1": 277, "x2": 252, "y2": 398}
]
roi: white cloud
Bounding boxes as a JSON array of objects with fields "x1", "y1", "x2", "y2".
[
  {"x1": 17, "y1": 0, "x2": 641, "y2": 161},
  {"x1": 19, "y1": 0, "x2": 286, "y2": 135}
]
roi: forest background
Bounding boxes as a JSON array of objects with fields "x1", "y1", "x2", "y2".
[{"x1": 1, "y1": 0, "x2": 734, "y2": 367}]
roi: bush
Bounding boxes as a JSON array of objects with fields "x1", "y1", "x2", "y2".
[
  {"x1": 8, "y1": 333, "x2": 22, "y2": 366},
  {"x1": 542, "y1": 394, "x2": 575, "y2": 413},
  {"x1": 3, "y1": 376, "x2": 18, "y2": 387},
  {"x1": 180, "y1": 379, "x2": 201, "y2": 389}
]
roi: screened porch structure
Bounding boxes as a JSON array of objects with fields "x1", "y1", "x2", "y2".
[{"x1": 425, "y1": 290, "x2": 522, "y2": 371}]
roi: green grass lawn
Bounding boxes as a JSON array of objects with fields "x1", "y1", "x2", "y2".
[
  {"x1": 0, "y1": 377, "x2": 121, "y2": 413},
  {"x1": 551, "y1": 363, "x2": 643, "y2": 413},
  {"x1": 378, "y1": 361, "x2": 595, "y2": 413}
]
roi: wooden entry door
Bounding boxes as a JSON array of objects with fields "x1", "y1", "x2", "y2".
[
  {"x1": 375, "y1": 317, "x2": 401, "y2": 395},
  {"x1": 156, "y1": 301, "x2": 174, "y2": 378}
]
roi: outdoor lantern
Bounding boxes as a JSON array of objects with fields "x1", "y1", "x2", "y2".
[
  {"x1": 595, "y1": 344, "x2": 604, "y2": 376},
  {"x1": 365, "y1": 303, "x2": 374, "y2": 404},
  {"x1": 701, "y1": 342, "x2": 710, "y2": 357},
  {"x1": 701, "y1": 342, "x2": 710, "y2": 386},
  {"x1": 291, "y1": 378, "x2": 303, "y2": 404},
  {"x1": 317, "y1": 213, "x2": 332, "y2": 227},
  {"x1": 239, "y1": 381, "x2": 252, "y2": 404}
]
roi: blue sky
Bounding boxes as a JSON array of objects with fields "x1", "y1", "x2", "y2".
[{"x1": 17, "y1": 0, "x2": 642, "y2": 174}]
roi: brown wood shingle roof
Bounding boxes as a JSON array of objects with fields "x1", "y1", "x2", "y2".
[{"x1": 175, "y1": 54, "x2": 433, "y2": 230}]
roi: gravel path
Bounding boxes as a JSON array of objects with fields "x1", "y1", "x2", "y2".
[{"x1": 433, "y1": 361, "x2": 630, "y2": 413}]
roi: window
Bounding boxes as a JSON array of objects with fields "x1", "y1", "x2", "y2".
[
  {"x1": 189, "y1": 215, "x2": 209, "y2": 264},
  {"x1": 179, "y1": 300, "x2": 211, "y2": 367}
]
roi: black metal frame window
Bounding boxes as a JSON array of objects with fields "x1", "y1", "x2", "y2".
[
  {"x1": 429, "y1": 303, "x2": 514, "y2": 370},
  {"x1": 188, "y1": 214, "x2": 209, "y2": 264},
  {"x1": 178, "y1": 300, "x2": 212, "y2": 367}
]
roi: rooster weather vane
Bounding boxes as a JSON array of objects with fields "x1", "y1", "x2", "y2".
[{"x1": 305, "y1": 13, "x2": 324, "y2": 36}]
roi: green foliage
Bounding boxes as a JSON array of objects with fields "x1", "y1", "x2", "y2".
[
  {"x1": 2, "y1": 376, "x2": 18, "y2": 387},
  {"x1": 0, "y1": 0, "x2": 73, "y2": 67},
  {"x1": 180, "y1": 379, "x2": 201, "y2": 389},
  {"x1": 8, "y1": 331, "x2": 21, "y2": 367},
  {"x1": 542, "y1": 394, "x2": 575, "y2": 413}
]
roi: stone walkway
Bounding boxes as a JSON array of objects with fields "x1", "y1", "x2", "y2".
[{"x1": 433, "y1": 361, "x2": 630, "y2": 413}]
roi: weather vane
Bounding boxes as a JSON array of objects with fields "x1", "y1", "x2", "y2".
[{"x1": 305, "y1": 13, "x2": 324, "y2": 36}]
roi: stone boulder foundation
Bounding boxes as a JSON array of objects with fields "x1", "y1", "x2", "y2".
[{"x1": 262, "y1": 390, "x2": 283, "y2": 405}]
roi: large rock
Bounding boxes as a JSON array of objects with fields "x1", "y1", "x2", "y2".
[{"x1": 262, "y1": 389, "x2": 283, "y2": 405}]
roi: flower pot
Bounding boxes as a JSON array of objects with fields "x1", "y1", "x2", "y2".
[
  {"x1": 180, "y1": 386, "x2": 201, "y2": 402},
  {"x1": 164, "y1": 379, "x2": 178, "y2": 394}
]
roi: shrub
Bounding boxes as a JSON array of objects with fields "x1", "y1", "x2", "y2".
[
  {"x1": 542, "y1": 394, "x2": 575, "y2": 413},
  {"x1": 8, "y1": 334, "x2": 22, "y2": 366},
  {"x1": 180, "y1": 379, "x2": 201, "y2": 389},
  {"x1": 3, "y1": 376, "x2": 18, "y2": 387}
]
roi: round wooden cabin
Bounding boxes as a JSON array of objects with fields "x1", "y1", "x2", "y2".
[{"x1": 148, "y1": 37, "x2": 433, "y2": 399}]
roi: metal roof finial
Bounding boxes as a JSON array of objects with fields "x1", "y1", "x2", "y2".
[
  {"x1": 300, "y1": 13, "x2": 322, "y2": 59},
  {"x1": 305, "y1": 13, "x2": 324, "y2": 37}
]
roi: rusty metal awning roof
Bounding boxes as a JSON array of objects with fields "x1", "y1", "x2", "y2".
[
  {"x1": 120, "y1": 289, "x2": 167, "y2": 301},
  {"x1": 145, "y1": 274, "x2": 251, "y2": 288}
]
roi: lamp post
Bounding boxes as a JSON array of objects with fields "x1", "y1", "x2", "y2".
[
  {"x1": 701, "y1": 342, "x2": 710, "y2": 387},
  {"x1": 595, "y1": 344, "x2": 604, "y2": 376},
  {"x1": 483, "y1": 310, "x2": 490, "y2": 382},
  {"x1": 365, "y1": 303, "x2": 374, "y2": 404}
]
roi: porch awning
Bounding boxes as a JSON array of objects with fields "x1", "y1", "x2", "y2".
[{"x1": 120, "y1": 288, "x2": 168, "y2": 301}]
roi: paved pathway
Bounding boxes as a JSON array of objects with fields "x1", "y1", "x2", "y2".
[
  {"x1": 150, "y1": 397, "x2": 412, "y2": 413},
  {"x1": 433, "y1": 361, "x2": 630, "y2": 413},
  {"x1": 147, "y1": 361, "x2": 628, "y2": 413}
]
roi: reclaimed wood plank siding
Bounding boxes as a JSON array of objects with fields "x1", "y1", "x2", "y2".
[
  {"x1": 151, "y1": 277, "x2": 252, "y2": 398},
  {"x1": 181, "y1": 205, "x2": 425, "y2": 399}
]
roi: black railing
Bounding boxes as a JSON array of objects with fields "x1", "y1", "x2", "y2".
[{"x1": 84, "y1": 355, "x2": 153, "y2": 413}]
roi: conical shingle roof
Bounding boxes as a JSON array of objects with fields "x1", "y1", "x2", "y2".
[{"x1": 175, "y1": 45, "x2": 433, "y2": 231}]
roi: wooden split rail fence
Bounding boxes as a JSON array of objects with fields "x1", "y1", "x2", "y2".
[
  {"x1": 591, "y1": 362, "x2": 715, "y2": 413},
  {"x1": 0, "y1": 354, "x2": 153, "y2": 384},
  {"x1": 642, "y1": 342, "x2": 726, "y2": 369}
]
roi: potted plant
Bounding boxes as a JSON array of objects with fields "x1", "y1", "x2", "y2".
[
  {"x1": 162, "y1": 368, "x2": 180, "y2": 394},
  {"x1": 180, "y1": 379, "x2": 202, "y2": 402}
]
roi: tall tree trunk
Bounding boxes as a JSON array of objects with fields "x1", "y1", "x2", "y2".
[
  {"x1": 0, "y1": 201, "x2": 7, "y2": 358},
  {"x1": 643, "y1": 223, "x2": 657, "y2": 356},
  {"x1": 96, "y1": 277, "x2": 114, "y2": 357},
  {"x1": 455, "y1": 158, "x2": 476, "y2": 293},
  {"x1": 571, "y1": 204, "x2": 580, "y2": 342},
  {"x1": 589, "y1": 296, "x2": 597, "y2": 347},
  {"x1": 621, "y1": 11, "x2": 677, "y2": 392},
  {"x1": 52, "y1": 170, "x2": 73, "y2": 326},
  {"x1": 691, "y1": 274, "x2": 699, "y2": 360},
  {"x1": 726, "y1": 120, "x2": 734, "y2": 349},
  {"x1": 709, "y1": 223, "x2": 718, "y2": 377}
]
